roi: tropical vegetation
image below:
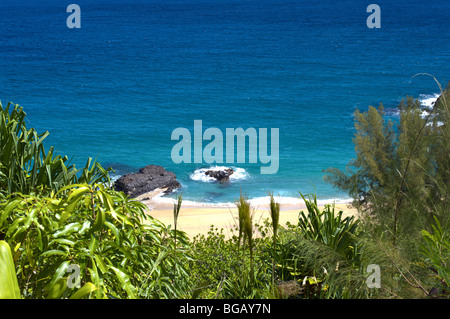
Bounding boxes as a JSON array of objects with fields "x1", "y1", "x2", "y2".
[{"x1": 0, "y1": 78, "x2": 448, "y2": 299}]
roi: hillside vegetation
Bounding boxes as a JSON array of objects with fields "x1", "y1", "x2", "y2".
[{"x1": 0, "y1": 82, "x2": 448, "y2": 299}]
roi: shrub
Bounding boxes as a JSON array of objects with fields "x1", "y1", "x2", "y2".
[
  {"x1": 297, "y1": 193, "x2": 362, "y2": 266},
  {"x1": 271, "y1": 194, "x2": 368, "y2": 299},
  {"x1": 0, "y1": 183, "x2": 191, "y2": 299},
  {"x1": 419, "y1": 216, "x2": 449, "y2": 297},
  {"x1": 0, "y1": 101, "x2": 112, "y2": 197}
]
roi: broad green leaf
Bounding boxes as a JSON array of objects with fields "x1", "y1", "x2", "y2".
[
  {"x1": 113, "y1": 210, "x2": 133, "y2": 227},
  {"x1": 46, "y1": 277, "x2": 67, "y2": 299},
  {"x1": 58, "y1": 186, "x2": 91, "y2": 226},
  {"x1": 88, "y1": 260, "x2": 99, "y2": 286},
  {"x1": 91, "y1": 208, "x2": 105, "y2": 233},
  {"x1": 56, "y1": 184, "x2": 89, "y2": 196},
  {"x1": 93, "y1": 254, "x2": 108, "y2": 274},
  {"x1": 49, "y1": 238, "x2": 76, "y2": 247},
  {"x1": 78, "y1": 220, "x2": 91, "y2": 235},
  {"x1": 89, "y1": 235, "x2": 97, "y2": 255},
  {"x1": 23, "y1": 209, "x2": 37, "y2": 229},
  {"x1": 109, "y1": 265, "x2": 137, "y2": 299},
  {"x1": 47, "y1": 260, "x2": 70, "y2": 292},
  {"x1": 0, "y1": 200, "x2": 20, "y2": 228},
  {"x1": 69, "y1": 282, "x2": 97, "y2": 299},
  {"x1": 0, "y1": 241, "x2": 21, "y2": 299},
  {"x1": 5, "y1": 217, "x2": 26, "y2": 238},
  {"x1": 98, "y1": 190, "x2": 115, "y2": 213},
  {"x1": 104, "y1": 221, "x2": 121, "y2": 244},
  {"x1": 53, "y1": 222, "x2": 81, "y2": 238}
]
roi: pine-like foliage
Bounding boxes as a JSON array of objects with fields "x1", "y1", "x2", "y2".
[{"x1": 324, "y1": 83, "x2": 450, "y2": 244}]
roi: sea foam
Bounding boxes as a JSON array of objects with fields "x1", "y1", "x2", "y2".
[
  {"x1": 189, "y1": 166, "x2": 249, "y2": 183},
  {"x1": 148, "y1": 193, "x2": 352, "y2": 210},
  {"x1": 419, "y1": 93, "x2": 440, "y2": 109},
  {"x1": 419, "y1": 93, "x2": 444, "y2": 126}
]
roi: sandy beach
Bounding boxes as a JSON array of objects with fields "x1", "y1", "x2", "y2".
[{"x1": 139, "y1": 189, "x2": 358, "y2": 239}]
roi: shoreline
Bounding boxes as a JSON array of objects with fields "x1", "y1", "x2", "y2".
[
  {"x1": 136, "y1": 188, "x2": 353, "y2": 211},
  {"x1": 139, "y1": 188, "x2": 358, "y2": 238}
]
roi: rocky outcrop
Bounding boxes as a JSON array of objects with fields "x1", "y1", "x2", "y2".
[
  {"x1": 204, "y1": 168, "x2": 234, "y2": 183},
  {"x1": 114, "y1": 165, "x2": 180, "y2": 198}
]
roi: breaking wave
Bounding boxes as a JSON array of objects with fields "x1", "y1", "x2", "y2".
[{"x1": 189, "y1": 166, "x2": 249, "y2": 183}]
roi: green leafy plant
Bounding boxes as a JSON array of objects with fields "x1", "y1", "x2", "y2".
[
  {"x1": 190, "y1": 226, "x2": 241, "y2": 297},
  {"x1": 324, "y1": 80, "x2": 450, "y2": 246},
  {"x1": 420, "y1": 216, "x2": 449, "y2": 297},
  {"x1": 0, "y1": 183, "x2": 191, "y2": 299},
  {"x1": 0, "y1": 101, "x2": 112, "y2": 198},
  {"x1": 321, "y1": 80, "x2": 450, "y2": 298},
  {"x1": 298, "y1": 193, "x2": 361, "y2": 265},
  {"x1": 236, "y1": 192, "x2": 255, "y2": 279},
  {"x1": 173, "y1": 194, "x2": 182, "y2": 254},
  {"x1": 0, "y1": 239, "x2": 98, "y2": 299},
  {"x1": 267, "y1": 193, "x2": 369, "y2": 299},
  {"x1": 0, "y1": 240, "x2": 21, "y2": 299},
  {"x1": 268, "y1": 193, "x2": 280, "y2": 292}
]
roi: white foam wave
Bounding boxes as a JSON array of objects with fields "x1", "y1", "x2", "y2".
[
  {"x1": 248, "y1": 196, "x2": 352, "y2": 208},
  {"x1": 387, "y1": 93, "x2": 440, "y2": 119},
  {"x1": 419, "y1": 93, "x2": 440, "y2": 109},
  {"x1": 109, "y1": 174, "x2": 121, "y2": 183},
  {"x1": 418, "y1": 93, "x2": 445, "y2": 126},
  {"x1": 149, "y1": 193, "x2": 352, "y2": 210},
  {"x1": 189, "y1": 166, "x2": 249, "y2": 183}
]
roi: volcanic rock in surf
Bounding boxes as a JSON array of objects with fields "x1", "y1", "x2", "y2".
[
  {"x1": 114, "y1": 165, "x2": 180, "y2": 198},
  {"x1": 204, "y1": 168, "x2": 234, "y2": 183}
]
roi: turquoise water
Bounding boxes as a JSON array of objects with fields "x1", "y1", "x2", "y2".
[{"x1": 1, "y1": 0, "x2": 449, "y2": 203}]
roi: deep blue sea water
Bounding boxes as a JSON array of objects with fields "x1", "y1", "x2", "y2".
[{"x1": 1, "y1": 0, "x2": 449, "y2": 204}]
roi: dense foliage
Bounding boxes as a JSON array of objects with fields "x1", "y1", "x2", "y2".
[
  {"x1": 324, "y1": 79, "x2": 449, "y2": 298},
  {"x1": 1, "y1": 82, "x2": 448, "y2": 299},
  {"x1": 0, "y1": 102, "x2": 191, "y2": 299}
]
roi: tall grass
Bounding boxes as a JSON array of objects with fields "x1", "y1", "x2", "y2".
[
  {"x1": 269, "y1": 192, "x2": 280, "y2": 289},
  {"x1": 235, "y1": 191, "x2": 254, "y2": 278},
  {"x1": 173, "y1": 194, "x2": 182, "y2": 252}
]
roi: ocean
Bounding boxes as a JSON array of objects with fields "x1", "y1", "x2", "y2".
[{"x1": 1, "y1": 0, "x2": 449, "y2": 205}]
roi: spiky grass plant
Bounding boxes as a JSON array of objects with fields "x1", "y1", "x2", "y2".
[
  {"x1": 0, "y1": 101, "x2": 112, "y2": 197},
  {"x1": 173, "y1": 194, "x2": 183, "y2": 275},
  {"x1": 173, "y1": 193, "x2": 183, "y2": 246},
  {"x1": 235, "y1": 192, "x2": 254, "y2": 279},
  {"x1": 298, "y1": 192, "x2": 361, "y2": 263},
  {"x1": 269, "y1": 192, "x2": 280, "y2": 240},
  {"x1": 269, "y1": 192, "x2": 280, "y2": 289}
]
